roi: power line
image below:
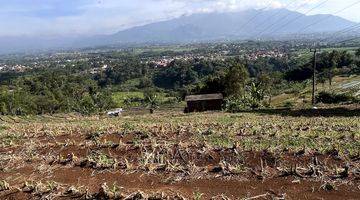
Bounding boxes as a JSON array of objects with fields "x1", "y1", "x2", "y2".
[
  {"x1": 333, "y1": 35, "x2": 360, "y2": 45},
  {"x1": 335, "y1": 23, "x2": 360, "y2": 35},
  {"x1": 299, "y1": 1, "x2": 360, "y2": 45},
  {"x1": 265, "y1": 0, "x2": 330, "y2": 36},
  {"x1": 319, "y1": 23, "x2": 360, "y2": 43},
  {"x1": 255, "y1": 0, "x2": 298, "y2": 29},
  {"x1": 238, "y1": 1, "x2": 274, "y2": 33},
  {"x1": 296, "y1": 0, "x2": 360, "y2": 33},
  {"x1": 254, "y1": 1, "x2": 307, "y2": 38},
  {"x1": 255, "y1": 1, "x2": 322, "y2": 38}
]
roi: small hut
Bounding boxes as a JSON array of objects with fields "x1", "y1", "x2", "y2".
[{"x1": 184, "y1": 93, "x2": 224, "y2": 113}]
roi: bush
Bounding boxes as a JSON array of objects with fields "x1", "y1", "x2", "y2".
[
  {"x1": 283, "y1": 101, "x2": 294, "y2": 108},
  {"x1": 284, "y1": 82, "x2": 307, "y2": 94},
  {"x1": 224, "y1": 96, "x2": 254, "y2": 112},
  {"x1": 224, "y1": 97, "x2": 244, "y2": 112},
  {"x1": 162, "y1": 97, "x2": 180, "y2": 105},
  {"x1": 123, "y1": 97, "x2": 144, "y2": 107},
  {"x1": 224, "y1": 81, "x2": 271, "y2": 112},
  {"x1": 316, "y1": 91, "x2": 357, "y2": 104}
]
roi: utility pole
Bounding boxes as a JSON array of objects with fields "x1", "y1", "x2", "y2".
[{"x1": 310, "y1": 47, "x2": 320, "y2": 106}]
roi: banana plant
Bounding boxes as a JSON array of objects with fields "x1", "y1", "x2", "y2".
[{"x1": 144, "y1": 93, "x2": 159, "y2": 114}]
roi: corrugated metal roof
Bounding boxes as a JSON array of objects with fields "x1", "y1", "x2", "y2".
[{"x1": 185, "y1": 93, "x2": 223, "y2": 101}]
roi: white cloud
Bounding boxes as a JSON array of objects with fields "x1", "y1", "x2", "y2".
[{"x1": 0, "y1": 0, "x2": 359, "y2": 37}]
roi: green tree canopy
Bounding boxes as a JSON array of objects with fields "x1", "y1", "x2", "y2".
[{"x1": 224, "y1": 63, "x2": 249, "y2": 97}]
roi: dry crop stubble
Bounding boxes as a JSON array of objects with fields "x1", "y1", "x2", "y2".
[{"x1": 0, "y1": 111, "x2": 359, "y2": 199}]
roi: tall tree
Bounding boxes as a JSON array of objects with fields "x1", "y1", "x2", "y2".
[
  {"x1": 327, "y1": 50, "x2": 340, "y2": 86},
  {"x1": 224, "y1": 63, "x2": 249, "y2": 97}
]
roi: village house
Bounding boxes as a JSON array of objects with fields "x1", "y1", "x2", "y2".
[{"x1": 184, "y1": 93, "x2": 224, "y2": 113}]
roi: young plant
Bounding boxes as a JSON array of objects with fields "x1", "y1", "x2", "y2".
[
  {"x1": 193, "y1": 191, "x2": 203, "y2": 200},
  {"x1": 0, "y1": 180, "x2": 9, "y2": 191}
]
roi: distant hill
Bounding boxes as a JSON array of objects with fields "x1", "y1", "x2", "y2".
[
  {"x1": 0, "y1": 9, "x2": 357, "y2": 54},
  {"x1": 101, "y1": 8, "x2": 356, "y2": 44},
  {"x1": 0, "y1": 36, "x2": 77, "y2": 55}
]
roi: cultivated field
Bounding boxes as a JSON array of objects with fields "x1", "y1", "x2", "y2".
[{"x1": 0, "y1": 110, "x2": 359, "y2": 199}]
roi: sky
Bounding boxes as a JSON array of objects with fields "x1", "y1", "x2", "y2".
[{"x1": 0, "y1": 0, "x2": 359, "y2": 37}]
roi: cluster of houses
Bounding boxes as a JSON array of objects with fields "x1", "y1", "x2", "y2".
[
  {"x1": 246, "y1": 49, "x2": 285, "y2": 60},
  {"x1": 89, "y1": 64, "x2": 109, "y2": 74},
  {"x1": 147, "y1": 49, "x2": 286, "y2": 68},
  {"x1": 0, "y1": 64, "x2": 29, "y2": 72},
  {"x1": 148, "y1": 54, "x2": 226, "y2": 68}
]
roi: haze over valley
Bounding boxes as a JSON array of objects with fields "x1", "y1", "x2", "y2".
[{"x1": 0, "y1": 8, "x2": 358, "y2": 54}]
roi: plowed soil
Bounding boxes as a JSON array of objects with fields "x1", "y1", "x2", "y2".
[{"x1": 0, "y1": 111, "x2": 359, "y2": 199}]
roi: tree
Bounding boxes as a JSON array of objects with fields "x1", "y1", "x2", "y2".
[
  {"x1": 138, "y1": 77, "x2": 153, "y2": 89},
  {"x1": 79, "y1": 94, "x2": 96, "y2": 115},
  {"x1": 192, "y1": 70, "x2": 227, "y2": 95},
  {"x1": 316, "y1": 50, "x2": 354, "y2": 86},
  {"x1": 0, "y1": 72, "x2": 114, "y2": 115},
  {"x1": 224, "y1": 63, "x2": 249, "y2": 97},
  {"x1": 356, "y1": 48, "x2": 360, "y2": 58},
  {"x1": 327, "y1": 51, "x2": 340, "y2": 86},
  {"x1": 153, "y1": 60, "x2": 198, "y2": 89},
  {"x1": 255, "y1": 73, "x2": 273, "y2": 105},
  {"x1": 285, "y1": 65, "x2": 313, "y2": 82},
  {"x1": 338, "y1": 51, "x2": 353, "y2": 67}
]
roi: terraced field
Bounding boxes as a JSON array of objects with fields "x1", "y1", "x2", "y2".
[
  {"x1": 0, "y1": 110, "x2": 359, "y2": 199},
  {"x1": 338, "y1": 80, "x2": 360, "y2": 97}
]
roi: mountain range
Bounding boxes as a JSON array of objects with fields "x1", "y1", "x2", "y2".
[
  {"x1": 0, "y1": 9, "x2": 357, "y2": 54},
  {"x1": 102, "y1": 9, "x2": 356, "y2": 44}
]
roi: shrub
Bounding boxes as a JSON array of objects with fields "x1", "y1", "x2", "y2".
[
  {"x1": 283, "y1": 101, "x2": 294, "y2": 108},
  {"x1": 162, "y1": 97, "x2": 180, "y2": 105},
  {"x1": 224, "y1": 96, "x2": 252, "y2": 112},
  {"x1": 224, "y1": 97, "x2": 244, "y2": 112},
  {"x1": 123, "y1": 97, "x2": 144, "y2": 107},
  {"x1": 316, "y1": 91, "x2": 357, "y2": 104},
  {"x1": 284, "y1": 82, "x2": 307, "y2": 94}
]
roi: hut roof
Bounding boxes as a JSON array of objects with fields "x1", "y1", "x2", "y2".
[{"x1": 185, "y1": 93, "x2": 223, "y2": 102}]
